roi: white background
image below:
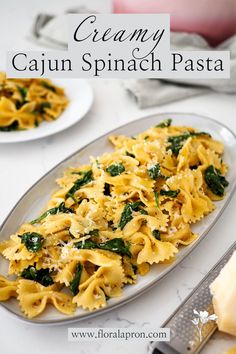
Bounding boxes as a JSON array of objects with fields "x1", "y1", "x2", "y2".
[{"x1": 0, "y1": 1, "x2": 236, "y2": 354}]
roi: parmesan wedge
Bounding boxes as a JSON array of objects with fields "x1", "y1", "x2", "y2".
[{"x1": 210, "y1": 251, "x2": 236, "y2": 336}]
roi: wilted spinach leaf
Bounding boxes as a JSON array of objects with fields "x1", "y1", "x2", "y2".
[
  {"x1": 0, "y1": 121, "x2": 19, "y2": 131},
  {"x1": 126, "y1": 151, "x2": 135, "y2": 158},
  {"x1": 41, "y1": 81, "x2": 56, "y2": 92},
  {"x1": 88, "y1": 229, "x2": 99, "y2": 237},
  {"x1": 119, "y1": 201, "x2": 146, "y2": 230},
  {"x1": 20, "y1": 232, "x2": 44, "y2": 252},
  {"x1": 204, "y1": 165, "x2": 229, "y2": 197},
  {"x1": 154, "y1": 191, "x2": 159, "y2": 208},
  {"x1": 66, "y1": 170, "x2": 93, "y2": 200},
  {"x1": 106, "y1": 163, "x2": 125, "y2": 176},
  {"x1": 17, "y1": 85, "x2": 27, "y2": 101},
  {"x1": 160, "y1": 189, "x2": 180, "y2": 198},
  {"x1": 31, "y1": 202, "x2": 73, "y2": 224},
  {"x1": 21, "y1": 266, "x2": 53, "y2": 287},
  {"x1": 156, "y1": 119, "x2": 172, "y2": 128},
  {"x1": 37, "y1": 102, "x2": 51, "y2": 114},
  {"x1": 167, "y1": 131, "x2": 210, "y2": 156},
  {"x1": 152, "y1": 230, "x2": 161, "y2": 240},
  {"x1": 75, "y1": 238, "x2": 131, "y2": 257},
  {"x1": 147, "y1": 163, "x2": 163, "y2": 180},
  {"x1": 70, "y1": 263, "x2": 83, "y2": 296}
]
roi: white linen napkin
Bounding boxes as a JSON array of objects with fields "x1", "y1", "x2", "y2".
[
  {"x1": 125, "y1": 33, "x2": 236, "y2": 108},
  {"x1": 28, "y1": 1, "x2": 111, "y2": 48}
]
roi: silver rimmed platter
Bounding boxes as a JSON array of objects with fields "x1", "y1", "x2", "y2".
[{"x1": 0, "y1": 112, "x2": 236, "y2": 325}]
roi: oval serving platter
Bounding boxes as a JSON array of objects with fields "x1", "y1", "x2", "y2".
[{"x1": 0, "y1": 112, "x2": 236, "y2": 325}]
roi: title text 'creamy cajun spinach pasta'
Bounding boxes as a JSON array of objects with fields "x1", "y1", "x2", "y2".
[
  {"x1": 0, "y1": 72, "x2": 68, "y2": 131},
  {"x1": 0, "y1": 119, "x2": 229, "y2": 318}
]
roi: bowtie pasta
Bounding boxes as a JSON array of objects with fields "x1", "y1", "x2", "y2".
[
  {"x1": 0, "y1": 72, "x2": 68, "y2": 131},
  {"x1": 0, "y1": 119, "x2": 229, "y2": 318}
]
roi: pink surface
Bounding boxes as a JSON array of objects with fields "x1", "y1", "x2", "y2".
[{"x1": 113, "y1": 0, "x2": 236, "y2": 45}]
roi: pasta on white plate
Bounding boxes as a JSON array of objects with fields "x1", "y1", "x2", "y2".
[
  {"x1": 0, "y1": 119, "x2": 229, "y2": 318},
  {"x1": 0, "y1": 72, "x2": 68, "y2": 131}
]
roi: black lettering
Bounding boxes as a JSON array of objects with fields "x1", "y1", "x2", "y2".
[
  {"x1": 215, "y1": 59, "x2": 223, "y2": 71},
  {"x1": 82, "y1": 53, "x2": 92, "y2": 71},
  {"x1": 197, "y1": 59, "x2": 204, "y2": 71},
  {"x1": 73, "y1": 15, "x2": 96, "y2": 42},
  {"x1": 12, "y1": 53, "x2": 27, "y2": 71},
  {"x1": 139, "y1": 59, "x2": 149, "y2": 71},
  {"x1": 61, "y1": 59, "x2": 72, "y2": 71},
  {"x1": 127, "y1": 59, "x2": 136, "y2": 71},
  {"x1": 29, "y1": 59, "x2": 38, "y2": 71},
  {"x1": 185, "y1": 59, "x2": 194, "y2": 71},
  {"x1": 132, "y1": 29, "x2": 165, "y2": 59},
  {"x1": 94, "y1": 59, "x2": 105, "y2": 76},
  {"x1": 151, "y1": 52, "x2": 161, "y2": 71},
  {"x1": 206, "y1": 58, "x2": 213, "y2": 71},
  {"x1": 48, "y1": 59, "x2": 58, "y2": 71},
  {"x1": 114, "y1": 59, "x2": 125, "y2": 71},
  {"x1": 113, "y1": 29, "x2": 131, "y2": 42},
  {"x1": 172, "y1": 53, "x2": 183, "y2": 71},
  {"x1": 129, "y1": 29, "x2": 150, "y2": 42}
]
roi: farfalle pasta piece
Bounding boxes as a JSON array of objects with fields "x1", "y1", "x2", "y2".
[
  {"x1": 177, "y1": 138, "x2": 199, "y2": 172},
  {"x1": 128, "y1": 232, "x2": 178, "y2": 265},
  {"x1": 165, "y1": 169, "x2": 215, "y2": 223},
  {"x1": 137, "y1": 262, "x2": 150, "y2": 276},
  {"x1": 123, "y1": 214, "x2": 168, "y2": 236},
  {"x1": 73, "y1": 259, "x2": 124, "y2": 310},
  {"x1": 0, "y1": 274, "x2": 18, "y2": 301},
  {"x1": 8, "y1": 257, "x2": 40, "y2": 275},
  {"x1": 18, "y1": 222, "x2": 45, "y2": 234},
  {"x1": 197, "y1": 144, "x2": 223, "y2": 171},
  {"x1": 109, "y1": 135, "x2": 135, "y2": 149},
  {"x1": 17, "y1": 280, "x2": 75, "y2": 318},
  {"x1": 198, "y1": 136, "x2": 224, "y2": 155},
  {"x1": 36, "y1": 245, "x2": 62, "y2": 271},
  {"x1": 122, "y1": 256, "x2": 137, "y2": 284},
  {"x1": 73, "y1": 278, "x2": 108, "y2": 310},
  {"x1": 69, "y1": 248, "x2": 122, "y2": 267},
  {"x1": 44, "y1": 231, "x2": 71, "y2": 247},
  {"x1": 0, "y1": 234, "x2": 39, "y2": 261},
  {"x1": 0, "y1": 97, "x2": 36, "y2": 129},
  {"x1": 55, "y1": 260, "x2": 78, "y2": 286},
  {"x1": 162, "y1": 224, "x2": 198, "y2": 246},
  {"x1": 43, "y1": 214, "x2": 90, "y2": 239}
]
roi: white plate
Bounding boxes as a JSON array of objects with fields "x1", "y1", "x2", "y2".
[
  {"x1": 0, "y1": 112, "x2": 236, "y2": 325},
  {"x1": 0, "y1": 79, "x2": 93, "y2": 143}
]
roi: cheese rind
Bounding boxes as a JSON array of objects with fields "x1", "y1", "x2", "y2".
[{"x1": 210, "y1": 251, "x2": 236, "y2": 336}]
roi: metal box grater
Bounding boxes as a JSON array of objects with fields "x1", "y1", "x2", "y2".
[{"x1": 149, "y1": 242, "x2": 236, "y2": 354}]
